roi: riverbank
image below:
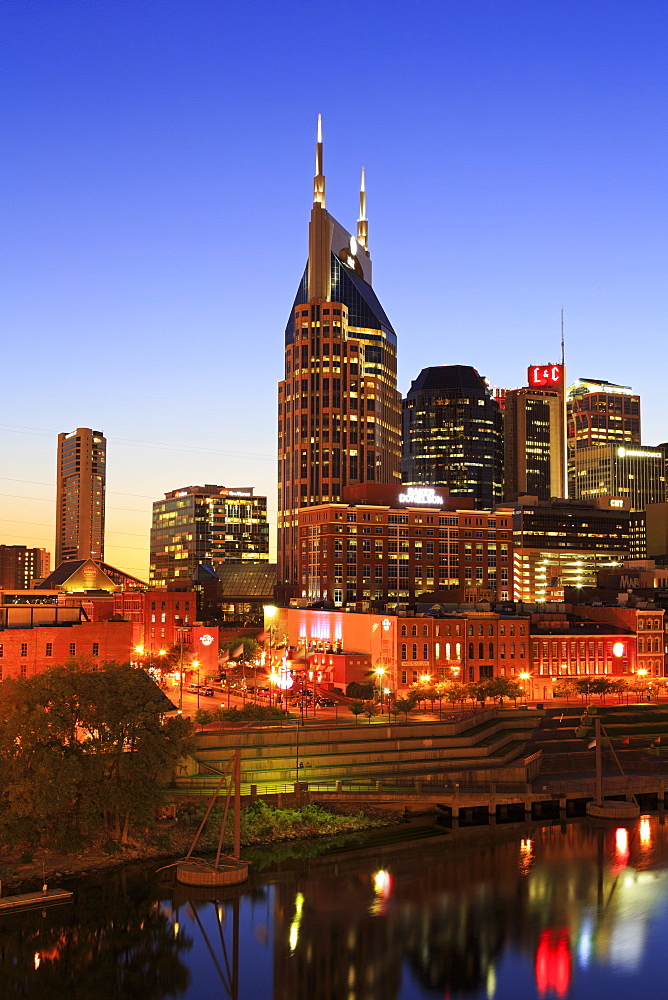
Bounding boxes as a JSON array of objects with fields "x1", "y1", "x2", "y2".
[{"x1": 0, "y1": 801, "x2": 403, "y2": 891}]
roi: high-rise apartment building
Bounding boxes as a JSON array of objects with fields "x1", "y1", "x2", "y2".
[
  {"x1": 0, "y1": 545, "x2": 50, "y2": 589},
  {"x1": 150, "y1": 485, "x2": 269, "y2": 587},
  {"x1": 402, "y1": 365, "x2": 503, "y2": 508},
  {"x1": 567, "y1": 378, "x2": 640, "y2": 498},
  {"x1": 277, "y1": 118, "x2": 402, "y2": 594},
  {"x1": 55, "y1": 427, "x2": 106, "y2": 565},
  {"x1": 504, "y1": 364, "x2": 566, "y2": 501}
]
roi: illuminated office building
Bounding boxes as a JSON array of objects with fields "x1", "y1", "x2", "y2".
[
  {"x1": 508, "y1": 496, "x2": 630, "y2": 603},
  {"x1": 150, "y1": 485, "x2": 268, "y2": 586},
  {"x1": 402, "y1": 365, "x2": 503, "y2": 508},
  {"x1": 573, "y1": 443, "x2": 666, "y2": 512},
  {"x1": 278, "y1": 118, "x2": 402, "y2": 595},
  {"x1": 55, "y1": 427, "x2": 106, "y2": 564},
  {"x1": 567, "y1": 378, "x2": 640, "y2": 498},
  {"x1": 504, "y1": 364, "x2": 565, "y2": 501}
]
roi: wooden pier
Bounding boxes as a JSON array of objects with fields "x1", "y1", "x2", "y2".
[{"x1": 0, "y1": 889, "x2": 73, "y2": 913}]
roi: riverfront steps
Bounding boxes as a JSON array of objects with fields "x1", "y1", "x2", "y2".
[{"x1": 173, "y1": 709, "x2": 543, "y2": 792}]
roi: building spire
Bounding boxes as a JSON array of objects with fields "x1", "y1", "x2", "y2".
[
  {"x1": 313, "y1": 113, "x2": 325, "y2": 208},
  {"x1": 357, "y1": 166, "x2": 368, "y2": 249}
]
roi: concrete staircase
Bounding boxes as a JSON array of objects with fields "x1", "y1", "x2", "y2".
[{"x1": 172, "y1": 709, "x2": 543, "y2": 795}]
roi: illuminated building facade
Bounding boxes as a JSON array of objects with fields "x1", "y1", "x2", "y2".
[
  {"x1": 509, "y1": 497, "x2": 630, "y2": 603},
  {"x1": 150, "y1": 484, "x2": 268, "y2": 586},
  {"x1": 0, "y1": 545, "x2": 50, "y2": 590},
  {"x1": 572, "y1": 443, "x2": 666, "y2": 512},
  {"x1": 576, "y1": 604, "x2": 664, "y2": 677},
  {"x1": 402, "y1": 365, "x2": 503, "y2": 508},
  {"x1": 504, "y1": 364, "x2": 566, "y2": 501},
  {"x1": 265, "y1": 605, "x2": 531, "y2": 692},
  {"x1": 55, "y1": 427, "x2": 106, "y2": 564},
  {"x1": 297, "y1": 483, "x2": 513, "y2": 607},
  {"x1": 567, "y1": 378, "x2": 640, "y2": 498},
  {"x1": 278, "y1": 118, "x2": 402, "y2": 595}
]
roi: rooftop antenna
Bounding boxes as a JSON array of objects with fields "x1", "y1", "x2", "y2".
[{"x1": 561, "y1": 308, "x2": 565, "y2": 367}]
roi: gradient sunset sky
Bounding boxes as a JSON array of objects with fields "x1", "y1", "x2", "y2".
[{"x1": 2, "y1": 0, "x2": 666, "y2": 578}]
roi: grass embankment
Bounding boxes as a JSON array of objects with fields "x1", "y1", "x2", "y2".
[{"x1": 0, "y1": 801, "x2": 395, "y2": 890}]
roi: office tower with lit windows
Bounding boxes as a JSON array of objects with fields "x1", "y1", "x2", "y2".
[
  {"x1": 277, "y1": 118, "x2": 402, "y2": 593},
  {"x1": 504, "y1": 364, "x2": 566, "y2": 501},
  {"x1": 508, "y1": 496, "x2": 630, "y2": 603},
  {"x1": 573, "y1": 443, "x2": 666, "y2": 511},
  {"x1": 567, "y1": 378, "x2": 640, "y2": 498},
  {"x1": 150, "y1": 484, "x2": 268, "y2": 587},
  {"x1": 55, "y1": 427, "x2": 106, "y2": 564},
  {"x1": 402, "y1": 365, "x2": 503, "y2": 509}
]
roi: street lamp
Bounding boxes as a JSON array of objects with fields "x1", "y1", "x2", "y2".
[
  {"x1": 519, "y1": 671, "x2": 533, "y2": 702},
  {"x1": 192, "y1": 659, "x2": 200, "y2": 709},
  {"x1": 374, "y1": 666, "x2": 386, "y2": 705}
]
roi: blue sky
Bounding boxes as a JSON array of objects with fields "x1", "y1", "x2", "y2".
[{"x1": 1, "y1": 0, "x2": 666, "y2": 576}]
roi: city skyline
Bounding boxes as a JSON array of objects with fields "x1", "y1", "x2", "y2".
[{"x1": 2, "y1": 1, "x2": 666, "y2": 578}]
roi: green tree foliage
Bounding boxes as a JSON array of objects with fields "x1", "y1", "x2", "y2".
[
  {"x1": 363, "y1": 703, "x2": 380, "y2": 724},
  {"x1": 217, "y1": 704, "x2": 288, "y2": 722},
  {"x1": 394, "y1": 695, "x2": 417, "y2": 721},
  {"x1": 0, "y1": 662, "x2": 193, "y2": 850},
  {"x1": 349, "y1": 700, "x2": 366, "y2": 723},
  {"x1": 226, "y1": 635, "x2": 261, "y2": 661},
  {"x1": 444, "y1": 683, "x2": 468, "y2": 708}
]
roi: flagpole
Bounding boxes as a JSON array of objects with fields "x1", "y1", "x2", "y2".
[{"x1": 595, "y1": 718, "x2": 603, "y2": 806}]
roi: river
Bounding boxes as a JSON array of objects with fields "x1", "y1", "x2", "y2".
[{"x1": 3, "y1": 814, "x2": 668, "y2": 999}]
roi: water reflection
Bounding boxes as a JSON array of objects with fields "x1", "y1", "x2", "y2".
[
  {"x1": 0, "y1": 870, "x2": 192, "y2": 998},
  {"x1": 4, "y1": 817, "x2": 668, "y2": 999}
]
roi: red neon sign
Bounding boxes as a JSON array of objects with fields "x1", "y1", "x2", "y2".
[{"x1": 528, "y1": 364, "x2": 564, "y2": 388}]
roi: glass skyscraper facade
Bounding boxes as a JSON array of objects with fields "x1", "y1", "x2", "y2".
[
  {"x1": 402, "y1": 365, "x2": 503, "y2": 508},
  {"x1": 150, "y1": 485, "x2": 268, "y2": 587},
  {"x1": 278, "y1": 119, "x2": 401, "y2": 594}
]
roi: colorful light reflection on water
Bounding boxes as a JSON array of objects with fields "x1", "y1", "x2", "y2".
[{"x1": 7, "y1": 815, "x2": 668, "y2": 999}]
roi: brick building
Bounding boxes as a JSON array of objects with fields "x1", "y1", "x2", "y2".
[
  {"x1": 0, "y1": 608, "x2": 139, "y2": 680},
  {"x1": 298, "y1": 483, "x2": 514, "y2": 608}
]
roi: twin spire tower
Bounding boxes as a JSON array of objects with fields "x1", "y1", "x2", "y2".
[
  {"x1": 312, "y1": 113, "x2": 368, "y2": 251},
  {"x1": 277, "y1": 117, "x2": 402, "y2": 596}
]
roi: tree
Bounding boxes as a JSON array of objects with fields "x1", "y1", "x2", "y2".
[
  {"x1": 0, "y1": 661, "x2": 194, "y2": 849},
  {"x1": 504, "y1": 680, "x2": 523, "y2": 707},
  {"x1": 349, "y1": 700, "x2": 366, "y2": 724},
  {"x1": 588, "y1": 677, "x2": 615, "y2": 702},
  {"x1": 227, "y1": 635, "x2": 261, "y2": 662},
  {"x1": 445, "y1": 683, "x2": 468, "y2": 709},
  {"x1": 394, "y1": 696, "x2": 416, "y2": 722},
  {"x1": 363, "y1": 702, "x2": 380, "y2": 724},
  {"x1": 467, "y1": 681, "x2": 490, "y2": 707},
  {"x1": 423, "y1": 686, "x2": 440, "y2": 716},
  {"x1": 608, "y1": 678, "x2": 629, "y2": 703},
  {"x1": 193, "y1": 708, "x2": 215, "y2": 728},
  {"x1": 552, "y1": 678, "x2": 578, "y2": 703}
]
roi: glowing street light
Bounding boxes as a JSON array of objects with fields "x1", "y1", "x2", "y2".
[
  {"x1": 374, "y1": 665, "x2": 386, "y2": 705},
  {"x1": 519, "y1": 671, "x2": 533, "y2": 701}
]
